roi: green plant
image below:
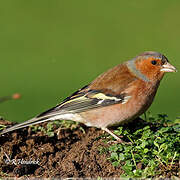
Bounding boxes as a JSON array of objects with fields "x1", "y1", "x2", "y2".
[
  {"x1": 101, "y1": 113, "x2": 179, "y2": 178},
  {"x1": 31, "y1": 120, "x2": 79, "y2": 137},
  {"x1": 0, "y1": 124, "x2": 6, "y2": 131}
]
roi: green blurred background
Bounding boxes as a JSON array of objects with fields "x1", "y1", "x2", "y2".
[{"x1": 0, "y1": 0, "x2": 179, "y2": 123}]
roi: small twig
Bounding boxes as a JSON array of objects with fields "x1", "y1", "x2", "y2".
[
  {"x1": 131, "y1": 150, "x2": 137, "y2": 169},
  {"x1": 144, "y1": 112, "x2": 147, "y2": 120},
  {"x1": 169, "y1": 151, "x2": 177, "y2": 170},
  {"x1": 3, "y1": 151, "x2": 11, "y2": 162},
  {"x1": 0, "y1": 93, "x2": 21, "y2": 103}
]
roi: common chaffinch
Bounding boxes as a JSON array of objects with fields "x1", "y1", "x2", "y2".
[{"x1": 0, "y1": 51, "x2": 177, "y2": 142}]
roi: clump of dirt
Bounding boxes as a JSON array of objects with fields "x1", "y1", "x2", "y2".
[{"x1": 0, "y1": 119, "x2": 123, "y2": 178}]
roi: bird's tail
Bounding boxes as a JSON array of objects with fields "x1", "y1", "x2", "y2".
[{"x1": 0, "y1": 112, "x2": 68, "y2": 135}]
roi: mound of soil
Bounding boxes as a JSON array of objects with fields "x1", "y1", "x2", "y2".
[{"x1": 0, "y1": 119, "x2": 123, "y2": 178}]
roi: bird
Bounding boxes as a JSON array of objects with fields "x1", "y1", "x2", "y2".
[{"x1": 0, "y1": 51, "x2": 177, "y2": 142}]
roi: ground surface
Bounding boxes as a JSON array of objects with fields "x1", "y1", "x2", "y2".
[
  {"x1": 0, "y1": 119, "x2": 124, "y2": 178},
  {"x1": 0, "y1": 118, "x2": 179, "y2": 178}
]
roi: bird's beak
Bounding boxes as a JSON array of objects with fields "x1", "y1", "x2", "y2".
[{"x1": 160, "y1": 62, "x2": 177, "y2": 72}]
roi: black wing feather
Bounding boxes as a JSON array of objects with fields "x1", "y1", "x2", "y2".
[{"x1": 37, "y1": 86, "x2": 126, "y2": 118}]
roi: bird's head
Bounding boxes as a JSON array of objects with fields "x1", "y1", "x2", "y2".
[{"x1": 132, "y1": 51, "x2": 177, "y2": 82}]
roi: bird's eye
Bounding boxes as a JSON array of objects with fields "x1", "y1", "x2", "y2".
[{"x1": 151, "y1": 60, "x2": 157, "y2": 65}]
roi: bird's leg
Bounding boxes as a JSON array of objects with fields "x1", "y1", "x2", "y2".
[{"x1": 101, "y1": 127, "x2": 125, "y2": 143}]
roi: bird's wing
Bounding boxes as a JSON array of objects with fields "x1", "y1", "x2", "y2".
[{"x1": 37, "y1": 86, "x2": 130, "y2": 118}]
